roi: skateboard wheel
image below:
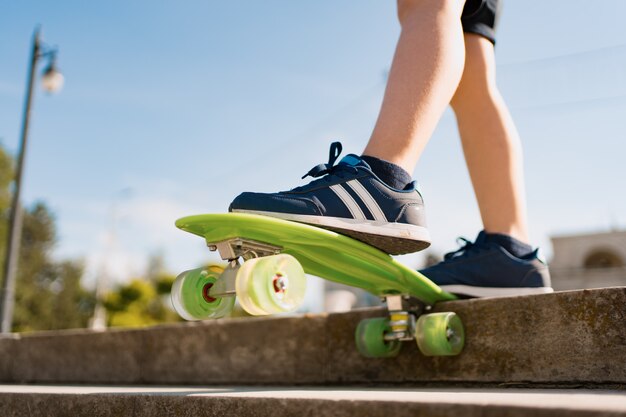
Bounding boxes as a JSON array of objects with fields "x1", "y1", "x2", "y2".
[
  {"x1": 355, "y1": 317, "x2": 401, "y2": 358},
  {"x1": 415, "y1": 312, "x2": 464, "y2": 356},
  {"x1": 171, "y1": 266, "x2": 235, "y2": 320},
  {"x1": 236, "y1": 254, "x2": 306, "y2": 316}
]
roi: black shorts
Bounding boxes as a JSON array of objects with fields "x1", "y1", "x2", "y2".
[{"x1": 461, "y1": 0, "x2": 501, "y2": 45}]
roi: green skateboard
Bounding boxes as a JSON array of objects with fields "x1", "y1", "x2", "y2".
[{"x1": 172, "y1": 212, "x2": 464, "y2": 358}]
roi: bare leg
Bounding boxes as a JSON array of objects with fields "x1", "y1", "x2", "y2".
[
  {"x1": 450, "y1": 34, "x2": 529, "y2": 242},
  {"x1": 363, "y1": 0, "x2": 467, "y2": 173}
]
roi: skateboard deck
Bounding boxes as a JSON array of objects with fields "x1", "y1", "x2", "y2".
[{"x1": 172, "y1": 212, "x2": 464, "y2": 358}]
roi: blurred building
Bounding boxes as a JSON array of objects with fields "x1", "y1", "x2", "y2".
[{"x1": 550, "y1": 230, "x2": 626, "y2": 291}]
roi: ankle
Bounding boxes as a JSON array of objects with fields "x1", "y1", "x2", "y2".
[
  {"x1": 361, "y1": 155, "x2": 413, "y2": 190},
  {"x1": 483, "y1": 231, "x2": 533, "y2": 258}
]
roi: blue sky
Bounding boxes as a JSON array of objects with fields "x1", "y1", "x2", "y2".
[{"x1": 1, "y1": 1, "x2": 625, "y2": 300}]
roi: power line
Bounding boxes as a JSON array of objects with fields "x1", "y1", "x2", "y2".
[
  {"x1": 498, "y1": 43, "x2": 626, "y2": 68},
  {"x1": 511, "y1": 92, "x2": 626, "y2": 111},
  {"x1": 209, "y1": 79, "x2": 386, "y2": 181},
  {"x1": 207, "y1": 43, "x2": 626, "y2": 175}
]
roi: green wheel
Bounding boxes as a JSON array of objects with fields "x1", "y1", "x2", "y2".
[
  {"x1": 355, "y1": 317, "x2": 401, "y2": 358},
  {"x1": 171, "y1": 266, "x2": 235, "y2": 320},
  {"x1": 236, "y1": 254, "x2": 306, "y2": 316},
  {"x1": 415, "y1": 312, "x2": 464, "y2": 356}
]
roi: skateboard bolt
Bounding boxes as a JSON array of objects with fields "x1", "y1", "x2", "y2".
[
  {"x1": 202, "y1": 283, "x2": 217, "y2": 303},
  {"x1": 273, "y1": 273, "x2": 288, "y2": 294},
  {"x1": 446, "y1": 327, "x2": 456, "y2": 341}
]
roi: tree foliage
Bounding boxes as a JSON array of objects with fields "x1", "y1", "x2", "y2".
[
  {"x1": 0, "y1": 146, "x2": 13, "y2": 275},
  {"x1": 0, "y1": 143, "x2": 94, "y2": 332},
  {"x1": 103, "y1": 253, "x2": 181, "y2": 328},
  {"x1": 1, "y1": 143, "x2": 184, "y2": 332}
]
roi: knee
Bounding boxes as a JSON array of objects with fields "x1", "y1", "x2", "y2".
[{"x1": 397, "y1": 0, "x2": 466, "y2": 27}]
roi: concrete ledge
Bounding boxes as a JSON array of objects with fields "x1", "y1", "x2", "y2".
[
  {"x1": 1, "y1": 385, "x2": 625, "y2": 417},
  {"x1": 0, "y1": 334, "x2": 18, "y2": 380},
  {"x1": 0, "y1": 287, "x2": 624, "y2": 386}
]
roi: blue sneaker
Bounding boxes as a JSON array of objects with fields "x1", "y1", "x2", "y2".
[
  {"x1": 229, "y1": 142, "x2": 430, "y2": 255},
  {"x1": 420, "y1": 231, "x2": 553, "y2": 298}
]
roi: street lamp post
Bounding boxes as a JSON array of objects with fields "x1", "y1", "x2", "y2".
[{"x1": 0, "y1": 27, "x2": 63, "y2": 333}]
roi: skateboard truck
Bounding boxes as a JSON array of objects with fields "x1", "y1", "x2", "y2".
[
  {"x1": 208, "y1": 238, "x2": 282, "y2": 260},
  {"x1": 383, "y1": 295, "x2": 426, "y2": 342},
  {"x1": 205, "y1": 238, "x2": 284, "y2": 298},
  {"x1": 357, "y1": 294, "x2": 464, "y2": 357},
  {"x1": 204, "y1": 260, "x2": 239, "y2": 298}
]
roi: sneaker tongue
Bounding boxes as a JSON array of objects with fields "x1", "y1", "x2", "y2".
[{"x1": 338, "y1": 154, "x2": 370, "y2": 169}]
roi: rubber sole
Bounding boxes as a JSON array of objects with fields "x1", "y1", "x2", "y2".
[
  {"x1": 232, "y1": 210, "x2": 431, "y2": 255},
  {"x1": 440, "y1": 285, "x2": 554, "y2": 299},
  {"x1": 323, "y1": 226, "x2": 430, "y2": 255}
]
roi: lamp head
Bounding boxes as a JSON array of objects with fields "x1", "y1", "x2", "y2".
[{"x1": 41, "y1": 61, "x2": 64, "y2": 93}]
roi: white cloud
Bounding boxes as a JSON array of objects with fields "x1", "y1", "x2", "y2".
[{"x1": 54, "y1": 188, "x2": 220, "y2": 290}]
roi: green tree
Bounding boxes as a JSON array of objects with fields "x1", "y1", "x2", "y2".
[
  {"x1": 10, "y1": 201, "x2": 95, "y2": 332},
  {"x1": 0, "y1": 143, "x2": 94, "y2": 332},
  {"x1": 104, "y1": 275, "x2": 181, "y2": 328},
  {"x1": 2, "y1": 142, "x2": 187, "y2": 331},
  {"x1": 0, "y1": 144, "x2": 13, "y2": 275},
  {"x1": 103, "y1": 253, "x2": 182, "y2": 328}
]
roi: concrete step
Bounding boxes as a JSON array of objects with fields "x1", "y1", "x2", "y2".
[
  {"x1": 1, "y1": 385, "x2": 625, "y2": 417},
  {"x1": 0, "y1": 287, "x2": 624, "y2": 386}
]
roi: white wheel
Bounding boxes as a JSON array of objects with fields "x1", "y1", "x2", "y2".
[{"x1": 236, "y1": 254, "x2": 306, "y2": 316}]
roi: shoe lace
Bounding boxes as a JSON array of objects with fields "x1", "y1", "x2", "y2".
[
  {"x1": 300, "y1": 141, "x2": 357, "y2": 182},
  {"x1": 443, "y1": 237, "x2": 482, "y2": 260}
]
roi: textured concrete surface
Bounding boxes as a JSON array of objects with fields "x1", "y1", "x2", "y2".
[
  {"x1": 1, "y1": 385, "x2": 625, "y2": 417},
  {"x1": 0, "y1": 287, "x2": 624, "y2": 385},
  {"x1": 328, "y1": 286, "x2": 626, "y2": 385},
  {"x1": 8, "y1": 328, "x2": 144, "y2": 384},
  {"x1": 0, "y1": 334, "x2": 17, "y2": 380},
  {"x1": 140, "y1": 315, "x2": 328, "y2": 384}
]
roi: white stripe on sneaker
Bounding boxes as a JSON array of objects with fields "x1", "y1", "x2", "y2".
[
  {"x1": 329, "y1": 184, "x2": 366, "y2": 220},
  {"x1": 346, "y1": 180, "x2": 387, "y2": 222}
]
